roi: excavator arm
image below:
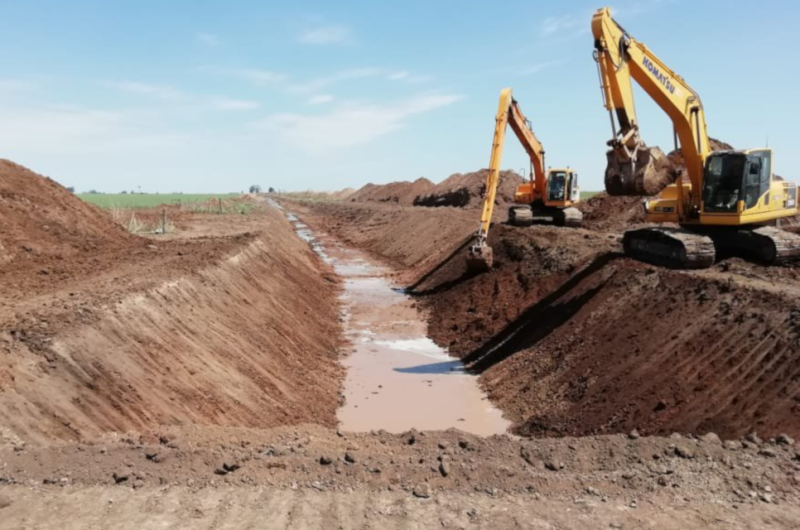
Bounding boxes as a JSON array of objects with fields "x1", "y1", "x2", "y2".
[
  {"x1": 592, "y1": 6, "x2": 709, "y2": 210},
  {"x1": 468, "y1": 88, "x2": 546, "y2": 271}
]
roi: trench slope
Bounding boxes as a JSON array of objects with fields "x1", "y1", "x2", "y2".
[
  {"x1": 0, "y1": 207, "x2": 344, "y2": 444},
  {"x1": 298, "y1": 200, "x2": 800, "y2": 440}
]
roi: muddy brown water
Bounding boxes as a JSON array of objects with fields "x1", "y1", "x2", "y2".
[{"x1": 276, "y1": 205, "x2": 509, "y2": 436}]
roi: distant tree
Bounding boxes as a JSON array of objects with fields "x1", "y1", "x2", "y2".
[
  {"x1": 268, "y1": 186, "x2": 276, "y2": 193},
  {"x1": 121, "y1": 190, "x2": 128, "y2": 194},
  {"x1": 249, "y1": 185, "x2": 262, "y2": 193},
  {"x1": 88, "y1": 189, "x2": 99, "y2": 194}
]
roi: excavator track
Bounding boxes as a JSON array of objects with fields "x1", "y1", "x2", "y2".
[
  {"x1": 622, "y1": 227, "x2": 716, "y2": 269},
  {"x1": 711, "y1": 226, "x2": 800, "y2": 265},
  {"x1": 507, "y1": 205, "x2": 583, "y2": 228}
]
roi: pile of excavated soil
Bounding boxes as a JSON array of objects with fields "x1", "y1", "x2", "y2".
[
  {"x1": 0, "y1": 188, "x2": 343, "y2": 443},
  {"x1": 299, "y1": 200, "x2": 800, "y2": 441},
  {"x1": 413, "y1": 170, "x2": 524, "y2": 208},
  {"x1": 576, "y1": 193, "x2": 646, "y2": 231},
  {"x1": 0, "y1": 160, "x2": 133, "y2": 264},
  {"x1": 348, "y1": 178, "x2": 435, "y2": 206}
]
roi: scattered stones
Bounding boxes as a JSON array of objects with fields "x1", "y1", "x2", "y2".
[
  {"x1": 674, "y1": 446, "x2": 695, "y2": 459},
  {"x1": 113, "y1": 469, "x2": 130, "y2": 483},
  {"x1": 319, "y1": 455, "x2": 333, "y2": 466},
  {"x1": 657, "y1": 476, "x2": 669, "y2": 487},
  {"x1": 745, "y1": 432, "x2": 762, "y2": 445},
  {"x1": 458, "y1": 439, "x2": 470, "y2": 450},
  {"x1": 759, "y1": 493, "x2": 773, "y2": 503},
  {"x1": 777, "y1": 434, "x2": 795, "y2": 446},
  {"x1": 628, "y1": 429, "x2": 640, "y2": 440},
  {"x1": 215, "y1": 462, "x2": 241, "y2": 475},
  {"x1": 132, "y1": 479, "x2": 144, "y2": 490},
  {"x1": 758, "y1": 448, "x2": 777, "y2": 458},
  {"x1": 412, "y1": 485, "x2": 431, "y2": 499},
  {"x1": 0, "y1": 494, "x2": 11, "y2": 510},
  {"x1": 700, "y1": 432, "x2": 721, "y2": 445},
  {"x1": 723, "y1": 440, "x2": 742, "y2": 451},
  {"x1": 621, "y1": 471, "x2": 637, "y2": 480},
  {"x1": 344, "y1": 452, "x2": 356, "y2": 464},
  {"x1": 586, "y1": 487, "x2": 601, "y2": 496},
  {"x1": 439, "y1": 460, "x2": 451, "y2": 477}
]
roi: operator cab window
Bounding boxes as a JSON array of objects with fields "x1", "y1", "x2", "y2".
[
  {"x1": 703, "y1": 154, "x2": 745, "y2": 213},
  {"x1": 547, "y1": 172, "x2": 567, "y2": 201}
]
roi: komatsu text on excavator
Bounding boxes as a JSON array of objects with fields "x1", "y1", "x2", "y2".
[
  {"x1": 467, "y1": 88, "x2": 582, "y2": 272},
  {"x1": 592, "y1": 7, "x2": 800, "y2": 268}
]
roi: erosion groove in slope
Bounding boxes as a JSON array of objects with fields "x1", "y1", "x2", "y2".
[{"x1": 0, "y1": 207, "x2": 343, "y2": 443}]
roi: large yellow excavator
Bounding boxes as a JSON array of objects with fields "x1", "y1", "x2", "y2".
[
  {"x1": 592, "y1": 7, "x2": 800, "y2": 268},
  {"x1": 467, "y1": 88, "x2": 582, "y2": 271}
]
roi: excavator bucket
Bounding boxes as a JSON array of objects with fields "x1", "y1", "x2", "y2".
[
  {"x1": 604, "y1": 145, "x2": 672, "y2": 196},
  {"x1": 466, "y1": 245, "x2": 493, "y2": 273}
]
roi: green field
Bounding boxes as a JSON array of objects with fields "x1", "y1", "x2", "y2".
[
  {"x1": 580, "y1": 191, "x2": 601, "y2": 200},
  {"x1": 78, "y1": 193, "x2": 241, "y2": 209}
]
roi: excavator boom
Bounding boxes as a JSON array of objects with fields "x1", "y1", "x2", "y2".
[
  {"x1": 591, "y1": 7, "x2": 800, "y2": 268},
  {"x1": 467, "y1": 89, "x2": 582, "y2": 272}
]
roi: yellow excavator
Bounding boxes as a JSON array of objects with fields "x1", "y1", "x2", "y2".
[
  {"x1": 592, "y1": 7, "x2": 800, "y2": 268},
  {"x1": 467, "y1": 88, "x2": 582, "y2": 271}
]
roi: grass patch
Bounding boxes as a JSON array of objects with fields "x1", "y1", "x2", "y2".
[
  {"x1": 79, "y1": 193, "x2": 241, "y2": 209},
  {"x1": 580, "y1": 191, "x2": 601, "y2": 200}
]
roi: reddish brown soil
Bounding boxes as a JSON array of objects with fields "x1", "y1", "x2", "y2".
[
  {"x1": 0, "y1": 160, "x2": 134, "y2": 264},
  {"x1": 577, "y1": 193, "x2": 646, "y2": 231},
  {"x1": 348, "y1": 178, "x2": 435, "y2": 206},
  {"x1": 298, "y1": 199, "x2": 800, "y2": 441},
  {"x1": 0, "y1": 164, "x2": 344, "y2": 444}
]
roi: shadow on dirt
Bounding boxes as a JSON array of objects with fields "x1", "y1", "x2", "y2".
[
  {"x1": 405, "y1": 235, "x2": 475, "y2": 295},
  {"x1": 464, "y1": 252, "x2": 623, "y2": 374}
]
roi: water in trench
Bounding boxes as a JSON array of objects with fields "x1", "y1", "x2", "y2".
[{"x1": 279, "y1": 207, "x2": 510, "y2": 436}]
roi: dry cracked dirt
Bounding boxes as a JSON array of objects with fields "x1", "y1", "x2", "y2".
[{"x1": 1, "y1": 160, "x2": 799, "y2": 529}]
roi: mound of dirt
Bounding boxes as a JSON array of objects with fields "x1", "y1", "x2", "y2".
[
  {"x1": 349, "y1": 178, "x2": 434, "y2": 206},
  {"x1": 414, "y1": 170, "x2": 524, "y2": 208},
  {"x1": 576, "y1": 193, "x2": 646, "y2": 231},
  {"x1": 0, "y1": 160, "x2": 133, "y2": 264},
  {"x1": 330, "y1": 187, "x2": 357, "y2": 200}
]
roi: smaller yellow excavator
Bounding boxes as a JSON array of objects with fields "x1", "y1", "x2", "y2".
[{"x1": 467, "y1": 88, "x2": 582, "y2": 272}]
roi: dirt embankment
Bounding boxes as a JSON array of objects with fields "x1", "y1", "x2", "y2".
[
  {"x1": 0, "y1": 160, "x2": 134, "y2": 265},
  {"x1": 414, "y1": 170, "x2": 523, "y2": 208},
  {"x1": 348, "y1": 178, "x2": 435, "y2": 206},
  {"x1": 299, "y1": 200, "x2": 800, "y2": 441},
  {"x1": 0, "y1": 163, "x2": 343, "y2": 444}
]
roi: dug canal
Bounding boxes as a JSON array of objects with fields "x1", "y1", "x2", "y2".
[{"x1": 277, "y1": 204, "x2": 509, "y2": 436}]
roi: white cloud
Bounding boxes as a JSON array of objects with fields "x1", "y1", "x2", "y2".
[
  {"x1": 289, "y1": 68, "x2": 382, "y2": 94},
  {"x1": 307, "y1": 94, "x2": 334, "y2": 105},
  {"x1": 297, "y1": 24, "x2": 351, "y2": 45},
  {"x1": 0, "y1": 79, "x2": 36, "y2": 92},
  {"x1": 202, "y1": 67, "x2": 288, "y2": 86},
  {"x1": 196, "y1": 32, "x2": 220, "y2": 46},
  {"x1": 256, "y1": 93, "x2": 464, "y2": 154},
  {"x1": 105, "y1": 81, "x2": 183, "y2": 100},
  {"x1": 210, "y1": 97, "x2": 261, "y2": 111},
  {"x1": 541, "y1": 15, "x2": 582, "y2": 36},
  {"x1": 387, "y1": 71, "x2": 409, "y2": 81}
]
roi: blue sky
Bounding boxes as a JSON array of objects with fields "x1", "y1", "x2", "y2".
[{"x1": 0, "y1": 0, "x2": 798, "y2": 193}]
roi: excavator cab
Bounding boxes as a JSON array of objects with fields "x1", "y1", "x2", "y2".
[{"x1": 545, "y1": 170, "x2": 580, "y2": 206}]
